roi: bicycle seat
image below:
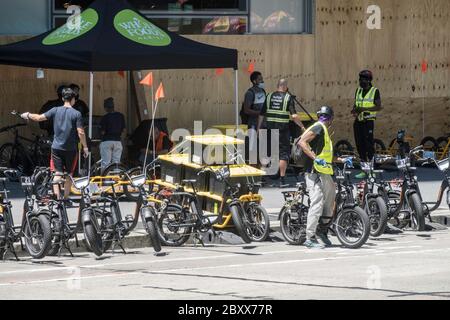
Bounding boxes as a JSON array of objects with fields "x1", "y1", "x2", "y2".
[{"x1": 73, "y1": 177, "x2": 90, "y2": 190}]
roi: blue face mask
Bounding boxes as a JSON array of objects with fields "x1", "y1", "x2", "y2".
[{"x1": 258, "y1": 82, "x2": 265, "y2": 89}]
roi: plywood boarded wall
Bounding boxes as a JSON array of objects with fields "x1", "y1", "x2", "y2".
[{"x1": 1, "y1": 0, "x2": 449, "y2": 149}]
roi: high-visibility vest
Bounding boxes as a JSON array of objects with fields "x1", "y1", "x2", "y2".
[
  {"x1": 265, "y1": 92, "x2": 291, "y2": 124},
  {"x1": 355, "y1": 86, "x2": 378, "y2": 121},
  {"x1": 302, "y1": 121, "x2": 334, "y2": 175}
]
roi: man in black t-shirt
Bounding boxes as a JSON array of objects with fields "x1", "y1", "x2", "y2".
[
  {"x1": 100, "y1": 98, "x2": 126, "y2": 170},
  {"x1": 70, "y1": 84, "x2": 89, "y2": 124}
]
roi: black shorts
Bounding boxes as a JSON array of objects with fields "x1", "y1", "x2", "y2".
[
  {"x1": 267, "y1": 126, "x2": 291, "y2": 161},
  {"x1": 50, "y1": 149, "x2": 78, "y2": 174}
]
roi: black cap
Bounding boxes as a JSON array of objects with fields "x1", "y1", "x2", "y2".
[{"x1": 359, "y1": 70, "x2": 373, "y2": 81}]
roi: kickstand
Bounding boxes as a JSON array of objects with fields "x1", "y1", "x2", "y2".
[
  {"x1": 74, "y1": 233, "x2": 80, "y2": 248},
  {"x1": 193, "y1": 233, "x2": 205, "y2": 247},
  {"x1": 7, "y1": 243, "x2": 19, "y2": 261}
]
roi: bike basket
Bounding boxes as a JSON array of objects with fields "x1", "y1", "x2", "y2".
[
  {"x1": 395, "y1": 158, "x2": 410, "y2": 170},
  {"x1": 437, "y1": 158, "x2": 449, "y2": 172}
]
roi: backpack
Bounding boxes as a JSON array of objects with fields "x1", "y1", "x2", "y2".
[
  {"x1": 291, "y1": 135, "x2": 306, "y2": 165},
  {"x1": 240, "y1": 87, "x2": 259, "y2": 125}
]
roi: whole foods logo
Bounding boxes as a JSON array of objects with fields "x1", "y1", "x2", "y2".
[
  {"x1": 43, "y1": 8, "x2": 98, "y2": 45},
  {"x1": 114, "y1": 9, "x2": 171, "y2": 46}
]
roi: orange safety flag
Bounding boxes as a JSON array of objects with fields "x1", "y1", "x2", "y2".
[
  {"x1": 247, "y1": 61, "x2": 255, "y2": 74},
  {"x1": 140, "y1": 72, "x2": 153, "y2": 86},
  {"x1": 421, "y1": 60, "x2": 428, "y2": 74},
  {"x1": 155, "y1": 82, "x2": 165, "y2": 101},
  {"x1": 215, "y1": 68, "x2": 224, "y2": 76},
  {"x1": 118, "y1": 71, "x2": 125, "y2": 78}
]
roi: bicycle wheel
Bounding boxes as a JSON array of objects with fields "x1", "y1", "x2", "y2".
[
  {"x1": 82, "y1": 209, "x2": 104, "y2": 257},
  {"x1": 101, "y1": 162, "x2": 128, "y2": 176},
  {"x1": 335, "y1": 207, "x2": 370, "y2": 249},
  {"x1": 123, "y1": 167, "x2": 142, "y2": 201},
  {"x1": 436, "y1": 137, "x2": 449, "y2": 152},
  {"x1": 0, "y1": 216, "x2": 6, "y2": 259},
  {"x1": 279, "y1": 206, "x2": 306, "y2": 245},
  {"x1": 47, "y1": 213, "x2": 61, "y2": 256},
  {"x1": 32, "y1": 168, "x2": 51, "y2": 199},
  {"x1": 408, "y1": 193, "x2": 426, "y2": 231},
  {"x1": 146, "y1": 217, "x2": 162, "y2": 253},
  {"x1": 157, "y1": 204, "x2": 192, "y2": 247},
  {"x1": 230, "y1": 204, "x2": 252, "y2": 244},
  {"x1": 421, "y1": 137, "x2": 438, "y2": 151},
  {"x1": 245, "y1": 204, "x2": 270, "y2": 242},
  {"x1": 374, "y1": 139, "x2": 386, "y2": 153},
  {"x1": 366, "y1": 196, "x2": 388, "y2": 237},
  {"x1": 23, "y1": 213, "x2": 53, "y2": 259},
  {"x1": 334, "y1": 140, "x2": 354, "y2": 157}
]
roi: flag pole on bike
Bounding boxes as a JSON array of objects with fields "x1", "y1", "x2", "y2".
[{"x1": 143, "y1": 81, "x2": 165, "y2": 173}]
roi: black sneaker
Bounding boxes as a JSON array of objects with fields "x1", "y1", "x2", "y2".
[{"x1": 279, "y1": 178, "x2": 289, "y2": 188}]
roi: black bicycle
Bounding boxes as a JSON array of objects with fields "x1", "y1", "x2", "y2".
[
  {"x1": 0, "y1": 122, "x2": 51, "y2": 177},
  {"x1": 356, "y1": 161, "x2": 389, "y2": 237},
  {"x1": 0, "y1": 168, "x2": 53, "y2": 260},
  {"x1": 279, "y1": 160, "x2": 370, "y2": 249},
  {"x1": 422, "y1": 152, "x2": 450, "y2": 215},
  {"x1": 157, "y1": 166, "x2": 252, "y2": 247},
  {"x1": 382, "y1": 146, "x2": 426, "y2": 231}
]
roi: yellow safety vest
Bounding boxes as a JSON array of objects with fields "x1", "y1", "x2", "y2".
[
  {"x1": 302, "y1": 121, "x2": 334, "y2": 175},
  {"x1": 355, "y1": 86, "x2": 378, "y2": 121}
]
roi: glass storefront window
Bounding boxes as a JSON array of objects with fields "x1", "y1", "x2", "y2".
[
  {"x1": 129, "y1": 0, "x2": 247, "y2": 13},
  {"x1": 152, "y1": 16, "x2": 247, "y2": 34},
  {"x1": 250, "y1": 0, "x2": 310, "y2": 34}
]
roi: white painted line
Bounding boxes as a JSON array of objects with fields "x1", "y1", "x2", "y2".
[{"x1": 1, "y1": 248, "x2": 449, "y2": 287}]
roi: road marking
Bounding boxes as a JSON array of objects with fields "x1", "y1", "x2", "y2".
[{"x1": 1, "y1": 248, "x2": 449, "y2": 287}]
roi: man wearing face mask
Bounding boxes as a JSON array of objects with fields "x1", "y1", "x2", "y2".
[
  {"x1": 241, "y1": 71, "x2": 267, "y2": 162},
  {"x1": 352, "y1": 70, "x2": 382, "y2": 179}
]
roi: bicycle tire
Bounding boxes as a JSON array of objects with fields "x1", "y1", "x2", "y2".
[
  {"x1": 374, "y1": 139, "x2": 386, "y2": 152},
  {"x1": 335, "y1": 207, "x2": 370, "y2": 249},
  {"x1": 366, "y1": 196, "x2": 388, "y2": 237},
  {"x1": 101, "y1": 162, "x2": 128, "y2": 176},
  {"x1": 334, "y1": 140, "x2": 354, "y2": 157},
  {"x1": 279, "y1": 206, "x2": 306, "y2": 245},
  {"x1": 146, "y1": 217, "x2": 162, "y2": 253},
  {"x1": 436, "y1": 137, "x2": 449, "y2": 151},
  {"x1": 230, "y1": 204, "x2": 252, "y2": 244},
  {"x1": 420, "y1": 137, "x2": 438, "y2": 151},
  {"x1": 47, "y1": 213, "x2": 61, "y2": 256},
  {"x1": 0, "y1": 216, "x2": 6, "y2": 259},
  {"x1": 408, "y1": 193, "x2": 426, "y2": 231},
  {"x1": 245, "y1": 204, "x2": 270, "y2": 242},
  {"x1": 82, "y1": 210, "x2": 104, "y2": 257},
  {"x1": 23, "y1": 213, "x2": 52, "y2": 259},
  {"x1": 157, "y1": 204, "x2": 192, "y2": 247}
]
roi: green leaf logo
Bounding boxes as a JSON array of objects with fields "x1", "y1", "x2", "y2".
[
  {"x1": 43, "y1": 8, "x2": 98, "y2": 45},
  {"x1": 114, "y1": 9, "x2": 171, "y2": 46}
]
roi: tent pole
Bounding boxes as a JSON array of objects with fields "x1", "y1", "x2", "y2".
[
  {"x1": 88, "y1": 71, "x2": 94, "y2": 173},
  {"x1": 234, "y1": 69, "x2": 239, "y2": 130}
]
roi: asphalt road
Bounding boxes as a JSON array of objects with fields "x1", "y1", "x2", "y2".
[{"x1": 0, "y1": 229, "x2": 449, "y2": 300}]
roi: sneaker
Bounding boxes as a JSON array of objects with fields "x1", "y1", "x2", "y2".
[
  {"x1": 304, "y1": 239, "x2": 325, "y2": 249},
  {"x1": 317, "y1": 232, "x2": 332, "y2": 247},
  {"x1": 355, "y1": 172, "x2": 366, "y2": 179},
  {"x1": 279, "y1": 178, "x2": 289, "y2": 188}
]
